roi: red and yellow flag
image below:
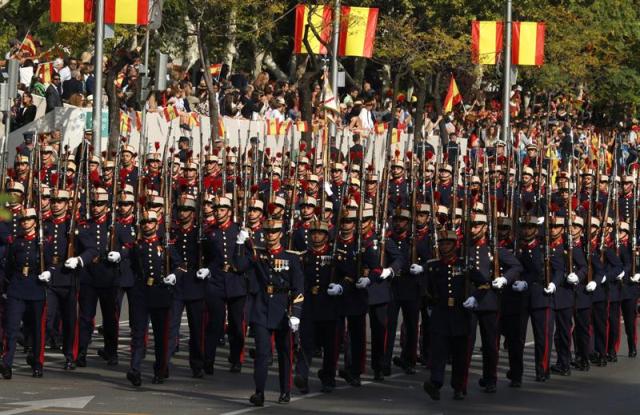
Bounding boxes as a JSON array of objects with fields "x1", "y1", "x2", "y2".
[
  {"x1": 20, "y1": 34, "x2": 37, "y2": 57},
  {"x1": 471, "y1": 21, "x2": 504, "y2": 65},
  {"x1": 104, "y1": 0, "x2": 148, "y2": 25},
  {"x1": 135, "y1": 111, "x2": 142, "y2": 131},
  {"x1": 266, "y1": 119, "x2": 281, "y2": 136},
  {"x1": 120, "y1": 110, "x2": 132, "y2": 135},
  {"x1": 209, "y1": 64, "x2": 222, "y2": 78},
  {"x1": 511, "y1": 22, "x2": 545, "y2": 66},
  {"x1": 296, "y1": 120, "x2": 309, "y2": 133},
  {"x1": 50, "y1": 0, "x2": 93, "y2": 22},
  {"x1": 374, "y1": 122, "x2": 387, "y2": 135},
  {"x1": 391, "y1": 128, "x2": 401, "y2": 145},
  {"x1": 189, "y1": 112, "x2": 201, "y2": 128},
  {"x1": 293, "y1": 4, "x2": 333, "y2": 55},
  {"x1": 442, "y1": 75, "x2": 462, "y2": 114},
  {"x1": 163, "y1": 105, "x2": 179, "y2": 122},
  {"x1": 217, "y1": 117, "x2": 225, "y2": 138},
  {"x1": 338, "y1": 6, "x2": 378, "y2": 58},
  {"x1": 36, "y1": 62, "x2": 55, "y2": 84}
]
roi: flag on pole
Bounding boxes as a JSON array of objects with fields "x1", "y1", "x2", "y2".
[
  {"x1": 322, "y1": 74, "x2": 340, "y2": 114},
  {"x1": 50, "y1": 0, "x2": 93, "y2": 22},
  {"x1": 114, "y1": 72, "x2": 125, "y2": 89},
  {"x1": 35, "y1": 62, "x2": 55, "y2": 84},
  {"x1": 104, "y1": 0, "x2": 149, "y2": 25},
  {"x1": 135, "y1": 111, "x2": 142, "y2": 131},
  {"x1": 296, "y1": 120, "x2": 309, "y2": 133},
  {"x1": 511, "y1": 22, "x2": 545, "y2": 66},
  {"x1": 163, "y1": 105, "x2": 179, "y2": 122},
  {"x1": 217, "y1": 117, "x2": 225, "y2": 138},
  {"x1": 279, "y1": 120, "x2": 292, "y2": 136},
  {"x1": 391, "y1": 128, "x2": 401, "y2": 145},
  {"x1": 338, "y1": 6, "x2": 379, "y2": 58},
  {"x1": 209, "y1": 63, "x2": 222, "y2": 78},
  {"x1": 442, "y1": 75, "x2": 462, "y2": 114},
  {"x1": 189, "y1": 112, "x2": 201, "y2": 128},
  {"x1": 293, "y1": 4, "x2": 333, "y2": 55},
  {"x1": 120, "y1": 110, "x2": 132, "y2": 135},
  {"x1": 20, "y1": 34, "x2": 37, "y2": 57},
  {"x1": 266, "y1": 119, "x2": 281, "y2": 136},
  {"x1": 471, "y1": 21, "x2": 504, "y2": 64},
  {"x1": 374, "y1": 122, "x2": 387, "y2": 135}
]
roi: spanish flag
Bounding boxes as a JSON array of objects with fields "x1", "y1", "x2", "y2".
[
  {"x1": 163, "y1": 105, "x2": 179, "y2": 122},
  {"x1": 293, "y1": 4, "x2": 333, "y2": 55},
  {"x1": 209, "y1": 63, "x2": 222, "y2": 78},
  {"x1": 104, "y1": 0, "x2": 149, "y2": 25},
  {"x1": 217, "y1": 117, "x2": 225, "y2": 138},
  {"x1": 114, "y1": 72, "x2": 125, "y2": 89},
  {"x1": 391, "y1": 128, "x2": 401, "y2": 145},
  {"x1": 189, "y1": 112, "x2": 201, "y2": 128},
  {"x1": 511, "y1": 22, "x2": 545, "y2": 66},
  {"x1": 36, "y1": 62, "x2": 55, "y2": 84},
  {"x1": 471, "y1": 21, "x2": 504, "y2": 65},
  {"x1": 296, "y1": 120, "x2": 309, "y2": 133},
  {"x1": 135, "y1": 111, "x2": 142, "y2": 131},
  {"x1": 442, "y1": 75, "x2": 462, "y2": 114},
  {"x1": 374, "y1": 122, "x2": 387, "y2": 135},
  {"x1": 338, "y1": 6, "x2": 378, "y2": 58},
  {"x1": 50, "y1": 0, "x2": 93, "y2": 23},
  {"x1": 120, "y1": 110, "x2": 131, "y2": 135},
  {"x1": 20, "y1": 34, "x2": 37, "y2": 57},
  {"x1": 266, "y1": 119, "x2": 281, "y2": 136}
]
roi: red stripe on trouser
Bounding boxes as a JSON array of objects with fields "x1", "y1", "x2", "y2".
[
  {"x1": 383, "y1": 316, "x2": 389, "y2": 355},
  {"x1": 239, "y1": 318, "x2": 247, "y2": 364},
  {"x1": 161, "y1": 309, "x2": 171, "y2": 373},
  {"x1": 39, "y1": 303, "x2": 48, "y2": 365},
  {"x1": 615, "y1": 307, "x2": 622, "y2": 353},
  {"x1": 72, "y1": 292, "x2": 80, "y2": 360},
  {"x1": 542, "y1": 308, "x2": 550, "y2": 372}
]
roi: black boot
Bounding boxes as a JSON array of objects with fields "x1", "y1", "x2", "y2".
[
  {"x1": 249, "y1": 392, "x2": 264, "y2": 407},
  {"x1": 127, "y1": 369, "x2": 142, "y2": 387}
]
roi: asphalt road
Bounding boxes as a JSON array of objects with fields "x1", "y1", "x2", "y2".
[{"x1": 0, "y1": 305, "x2": 639, "y2": 415}]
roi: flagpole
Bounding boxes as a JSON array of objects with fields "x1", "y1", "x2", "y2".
[
  {"x1": 329, "y1": 0, "x2": 340, "y2": 140},
  {"x1": 92, "y1": 0, "x2": 106, "y2": 155},
  {"x1": 501, "y1": 0, "x2": 512, "y2": 144}
]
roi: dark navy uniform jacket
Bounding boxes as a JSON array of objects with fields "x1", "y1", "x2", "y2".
[
  {"x1": 566, "y1": 241, "x2": 589, "y2": 310},
  {"x1": 387, "y1": 177, "x2": 409, "y2": 213},
  {"x1": 204, "y1": 220, "x2": 249, "y2": 298},
  {"x1": 426, "y1": 256, "x2": 485, "y2": 337},
  {"x1": 333, "y1": 235, "x2": 369, "y2": 316},
  {"x1": 292, "y1": 220, "x2": 313, "y2": 252},
  {"x1": 619, "y1": 241, "x2": 637, "y2": 300},
  {"x1": 130, "y1": 235, "x2": 182, "y2": 308},
  {"x1": 3, "y1": 233, "x2": 54, "y2": 301},
  {"x1": 301, "y1": 245, "x2": 340, "y2": 321},
  {"x1": 44, "y1": 215, "x2": 97, "y2": 288},
  {"x1": 517, "y1": 238, "x2": 564, "y2": 310},
  {"x1": 469, "y1": 240, "x2": 523, "y2": 312},
  {"x1": 590, "y1": 245, "x2": 609, "y2": 304},
  {"x1": 554, "y1": 242, "x2": 587, "y2": 310},
  {"x1": 603, "y1": 245, "x2": 624, "y2": 302},
  {"x1": 112, "y1": 216, "x2": 137, "y2": 288},
  {"x1": 171, "y1": 224, "x2": 205, "y2": 301},
  {"x1": 249, "y1": 246, "x2": 304, "y2": 330},
  {"x1": 363, "y1": 231, "x2": 402, "y2": 306},
  {"x1": 387, "y1": 230, "x2": 419, "y2": 303}
]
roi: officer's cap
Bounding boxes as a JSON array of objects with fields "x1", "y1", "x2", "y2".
[
  {"x1": 620, "y1": 221, "x2": 630, "y2": 232},
  {"x1": 581, "y1": 169, "x2": 594, "y2": 177},
  {"x1": 272, "y1": 167, "x2": 282, "y2": 176},
  {"x1": 591, "y1": 217, "x2": 601, "y2": 228},
  {"x1": 147, "y1": 196, "x2": 164, "y2": 207},
  {"x1": 349, "y1": 177, "x2": 360, "y2": 187},
  {"x1": 522, "y1": 167, "x2": 534, "y2": 177},
  {"x1": 263, "y1": 219, "x2": 283, "y2": 231},
  {"x1": 310, "y1": 220, "x2": 330, "y2": 233},
  {"x1": 146, "y1": 153, "x2": 161, "y2": 162},
  {"x1": 600, "y1": 175, "x2": 609, "y2": 183},
  {"x1": 393, "y1": 208, "x2": 411, "y2": 220},
  {"x1": 213, "y1": 196, "x2": 232, "y2": 208},
  {"x1": 551, "y1": 216, "x2": 565, "y2": 226},
  {"x1": 7, "y1": 181, "x2": 25, "y2": 194},
  {"x1": 20, "y1": 208, "x2": 37, "y2": 220},
  {"x1": 417, "y1": 203, "x2": 431, "y2": 214},
  {"x1": 274, "y1": 195, "x2": 287, "y2": 208},
  {"x1": 471, "y1": 175, "x2": 481, "y2": 184},
  {"x1": 437, "y1": 230, "x2": 458, "y2": 242},
  {"x1": 205, "y1": 154, "x2": 220, "y2": 163},
  {"x1": 92, "y1": 188, "x2": 109, "y2": 203},
  {"x1": 52, "y1": 189, "x2": 71, "y2": 200},
  {"x1": 15, "y1": 155, "x2": 29, "y2": 164},
  {"x1": 249, "y1": 199, "x2": 264, "y2": 211},
  {"x1": 122, "y1": 144, "x2": 136, "y2": 155},
  {"x1": 103, "y1": 160, "x2": 115, "y2": 169},
  {"x1": 324, "y1": 201, "x2": 334, "y2": 211},
  {"x1": 308, "y1": 174, "x2": 319, "y2": 183},
  {"x1": 66, "y1": 160, "x2": 77, "y2": 172},
  {"x1": 178, "y1": 196, "x2": 197, "y2": 210},
  {"x1": 572, "y1": 216, "x2": 584, "y2": 227},
  {"x1": 623, "y1": 175, "x2": 635, "y2": 184},
  {"x1": 391, "y1": 158, "x2": 404, "y2": 169},
  {"x1": 141, "y1": 211, "x2": 158, "y2": 223},
  {"x1": 121, "y1": 184, "x2": 134, "y2": 195},
  {"x1": 89, "y1": 155, "x2": 101, "y2": 164},
  {"x1": 41, "y1": 185, "x2": 51, "y2": 197},
  {"x1": 519, "y1": 215, "x2": 539, "y2": 226},
  {"x1": 42, "y1": 145, "x2": 56, "y2": 154},
  {"x1": 298, "y1": 156, "x2": 310, "y2": 165},
  {"x1": 497, "y1": 216, "x2": 512, "y2": 228},
  {"x1": 439, "y1": 164, "x2": 453, "y2": 173},
  {"x1": 472, "y1": 213, "x2": 488, "y2": 224},
  {"x1": 340, "y1": 210, "x2": 358, "y2": 222},
  {"x1": 331, "y1": 162, "x2": 344, "y2": 171},
  {"x1": 437, "y1": 205, "x2": 449, "y2": 216},
  {"x1": 472, "y1": 202, "x2": 485, "y2": 212},
  {"x1": 300, "y1": 196, "x2": 317, "y2": 208},
  {"x1": 118, "y1": 193, "x2": 135, "y2": 203}
]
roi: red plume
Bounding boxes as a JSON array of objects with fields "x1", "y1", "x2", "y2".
[
  {"x1": 268, "y1": 202, "x2": 277, "y2": 215},
  {"x1": 250, "y1": 184, "x2": 259, "y2": 194},
  {"x1": 101, "y1": 151, "x2": 107, "y2": 159},
  {"x1": 204, "y1": 145, "x2": 210, "y2": 152},
  {"x1": 550, "y1": 202, "x2": 560, "y2": 213},
  {"x1": 426, "y1": 150, "x2": 434, "y2": 160},
  {"x1": 169, "y1": 147, "x2": 175, "y2": 154},
  {"x1": 571, "y1": 196, "x2": 578, "y2": 210},
  {"x1": 232, "y1": 146, "x2": 237, "y2": 154},
  {"x1": 497, "y1": 198, "x2": 505, "y2": 212},
  {"x1": 247, "y1": 149, "x2": 254, "y2": 159},
  {"x1": 442, "y1": 152, "x2": 449, "y2": 162},
  {"x1": 89, "y1": 170, "x2": 101, "y2": 186},
  {"x1": 51, "y1": 172, "x2": 59, "y2": 187},
  {"x1": 581, "y1": 200, "x2": 590, "y2": 211},
  {"x1": 300, "y1": 142, "x2": 307, "y2": 152},
  {"x1": 138, "y1": 196, "x2": 147, "y2": 206},
  {"x1": 236, "y1": 176, "x2": 242, "y2": 186},
  {"x1": 212, "y1": 148, "x2": 220, "y2": 156},
  {"x1": 272, "y1": 178, "x2": 281, "y2": 193},
  {"x1": 523, "y1": 157, "x2": 531, "y2": 167},
  {"x1": 395, "y1": 149, "x2": 400, "y2": 158},
  {"x1": 121, "y1": 136, "x2": 128, "y2": 143},
  {"x1": 203, "y1": 175, "x2": 215, "y2": 189},
  {"x1": 406, "y1": 151, "x2": 413, "y2": 159},
  {"x1": 265, "y1": 147, "x2": 271, "y2": 156},
  {"x1": 154, "y1": 142, "x2": 160, "y2": 151},
  {"x1": 6, "y1": 168, "x2": 14, "y2": 179},
  {"x1": 276, "y1": 152, "x2": 282, "y2": 158},
  {"x1": 497, "y1": 155, "x2": 506, "y2": 164},
  {"x1": 463, "y1": 155, "x2": 470, "y2": 166},
  {"x1": 433, "y1": 191, "x2": 441, "y2": 203},
  {"x1": 119, "y1": 168, "x2": 128, "y2": 182}
]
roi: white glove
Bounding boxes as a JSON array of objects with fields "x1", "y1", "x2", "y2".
[
  {"x1": 631, "y1": 273, "x2": 640, "y2": 283},
  {"x1": 380, "y1": 268, "x2": 393, "y2": 280},
  {"x1": 512, "y1": 280, "x2": 528, "y2": 292},
  {"x1": 355, "y1": 277, "x2": 371, "y2": 288},
  {"x1": 566, "y1": 272, "x2": 579, "y2": 285},
  {"x1": 586, "y1": 281, "x2": 597, "y2": 292},
  {"x1": 409, "y1": 264, "x2": 424, "y2": 275},
  {"x1": 163, "y1": 274, "x2": 177, "y2": 286},
  {"x1": 617, "y1": 271, "x2": 625, "y2": 281},
  {"x1": 289, "y1": 316, "x2": 300, "y2": 332},
  {"x1": 492, "y1": 276, "x2": 508, "y2": 289},
  {"x1": 324, "y1": 182, "x2": 333, "y2": 197},
  {"x1": 327, "y1": 283, "x2": 343, "y2": 296},
  {"x1": 236, "y1": 229, "x2": 250, "y2": 245},
  {"x1": 601, "y1": 275, "x2": 607, "y2": 284},
  {"x1": 196, "y1": 268, "x2": 211, "y2": 280},
  {"x1": 544, "y1": 282, "x2": 556, "y2": 294},
  {"x1": 64, "y1": 257, "x2": 81, "y2": 269},
  {"x1": 38, "y1": 271, "x2": 51, "y2": 283},
  {"x1": 107, "y1": 251, "x2": 121, "y2": 263},
  {"x1": 462, "y1": 296, "x2": 478, "y2": 309}
]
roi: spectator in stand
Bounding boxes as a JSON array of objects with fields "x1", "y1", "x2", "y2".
[
  {"x1": 342, "y1": 86, "x2": 359, "y2": 108},
  {"x1": 12, "y1": 92, "x2": 36, "y2": 131},
  {"x1": 45, "y1": 73, "x2": 63, "y2": 113},
  {"x1": 62, "y1": 70, "x2": 84, "y2": 101}
]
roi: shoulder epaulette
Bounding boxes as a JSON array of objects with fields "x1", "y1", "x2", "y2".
[{"x1": 286, "y1": 250, "x2": 306, "y2": 256}]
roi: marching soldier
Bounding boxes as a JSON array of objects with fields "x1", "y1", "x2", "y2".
[
  {"x1": 0, "y1": 208, "x2": 53, "y2": 379},
  {"x1": 198, "y1": 195, "x2": 249, "y2": 374},
  {"x1": 127, "y1": 211, "x2": 182, "y2": 386},
  {"x1": 247, "y1": 219, "x2": 303, "y2": 406}
]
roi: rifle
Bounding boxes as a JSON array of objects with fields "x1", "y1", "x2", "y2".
[
  {"x1": 462, "y1": 166, "x2": 472, "y2": 297},
  {"x1": 25, "y1": 128, "x2": 38, "y2": 208},
  {"x1": 287, "y1": 143, "x2": 301, "y2": 251},
  {"x1": 164, "y1": 146, "x2": 176, "y2": 276},
  {"x1": 632, "y1": 159, "x2": 639, "y2": 276},
  {"x1": 68, "y1": 140, "x2": 87, "y2": 259},
  {"x1": 490, "y1": 154, "x2": 500, "y2": 281},
  {"x1": 409, "y1": 149, "x2": 418, "y2": 264},
  {"x1": 566, "y1": 151, "x2": 574, "y2": 275},
  {"x1": 109, "y1": 140, "x2": 124, "y2": 252},
  {"x1": 35, "y1": 137, "x2": 45, "y2": 273},
  {"x1": 599, "y1": 137, "x2": 617, "y2": 260},
  {"x1": 198, "y1": 126, "x2": 206, "y2": 268},
  {"x1": 449, "y1": 154, "x2": 459, "y2": 230},
  {"x1": 544, "y1": 156, "x2": 552, "y2": 286}
]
